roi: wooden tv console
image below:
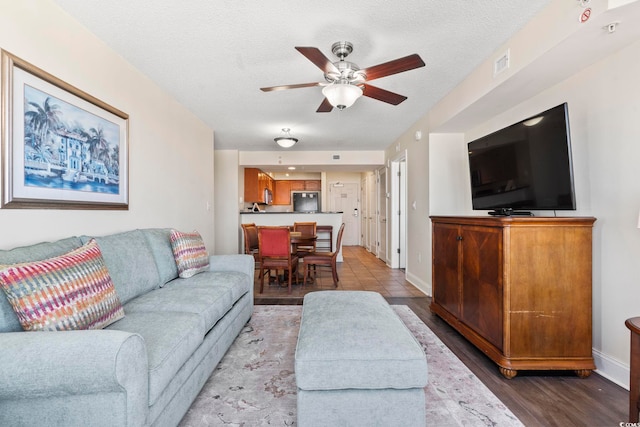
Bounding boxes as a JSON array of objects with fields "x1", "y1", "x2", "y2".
[{"x1": 430, "y1": 216, "x2": 596, "y2": 379}]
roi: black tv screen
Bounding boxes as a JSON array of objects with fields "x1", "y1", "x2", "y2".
[{"x1": 467, "y1": 103, "x2": 576, "y2": 215}]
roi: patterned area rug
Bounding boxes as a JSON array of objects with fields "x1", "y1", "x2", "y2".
[{"x1": 180, "y1": 305, "x2": 523, "y2": 426}]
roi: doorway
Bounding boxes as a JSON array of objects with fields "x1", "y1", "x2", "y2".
[
  {"x1": 377, "y1": 167, "x2": 388, "y2": 263},
  {"x1": 329, "y1": 182, "x2": 359, "y2": 246}
]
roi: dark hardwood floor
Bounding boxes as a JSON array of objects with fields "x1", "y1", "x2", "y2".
[{"x1": 254, "y1": 246, "x2": 628, "y2": 427}]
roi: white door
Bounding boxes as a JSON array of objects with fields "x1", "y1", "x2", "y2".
[
  {"x1": 377, "y1": 168, "x2": 388, "y2": 262},
  {"x1": 329, "y1": 182, "x2": 359, "y2": 246},
  {"x1": 368, "y1": 173, "x2": 376, "y2": 253}
]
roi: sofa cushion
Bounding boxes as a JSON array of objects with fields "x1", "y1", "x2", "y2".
[
  {"x1": 174, "y1": 271, "x2": 251, "y2": 305},
  {"x1": 170, "y1": 230, "x2": 209, "y2": 278},
  {"x1": 81, "y1": 230, "x2": 161, "y2": 304},
  {"x1": 141, "y1": 228, "x2": 179, "y2": 286},
  {"x1": 124, "y1": 271, "x2": 249, "y2": 333},
  {"x1": 106, "y1": 310, "x2": 203, "y2": 406},
  {"x1": 0, "y1": 239, "x2": 124, "y2": 331},
  {"x1": 0, "y1": 237, "x2": 83, "y2": 333}
]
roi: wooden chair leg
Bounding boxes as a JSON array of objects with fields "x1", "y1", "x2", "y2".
[
  {"x1": 331, "y1": 259, "x2": 338, "y2": 287},
  {"x1": 259, "y1": 266, "x2": 265, "y2": 293},
  {"x1": 287, "y1": 266, "x2": 293, "y2": 294}
]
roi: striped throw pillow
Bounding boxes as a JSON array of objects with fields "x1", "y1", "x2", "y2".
[
  {"x1": 0, "y1": 239, "x2": 125, "y2": 331},
  {"x1": 170, "y1": 229, "x2": 210, "y2": 278}
]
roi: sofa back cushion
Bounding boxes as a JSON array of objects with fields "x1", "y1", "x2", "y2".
[
  {"x1": 0, "y1": 237, "x2": 83, "y2": 332},
  {"x1": 141, "y1": 228, "x2": 179, "y2": 286},
  {"x1": 80, "y1": 230, "x2": 161, "y2": 304},
  {"x1": 0, "y1": 239, "x2": 125, "y2": 331}
]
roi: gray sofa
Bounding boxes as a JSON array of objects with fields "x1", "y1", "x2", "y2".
[{"x1": 0, "y1": 228, "x2": 254, "y2": 427}]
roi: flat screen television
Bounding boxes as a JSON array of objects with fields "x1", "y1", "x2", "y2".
[{"x1": 467, "y1": 103, "x2": 576, "y2": 216}]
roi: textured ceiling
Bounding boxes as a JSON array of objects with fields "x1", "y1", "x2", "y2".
[{"x1": 52, "y1": 0, "x2": 551, "y2": 152}]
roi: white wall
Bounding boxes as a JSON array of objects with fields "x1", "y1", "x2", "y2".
[
  {"x1": 384, "y1": 115, "x2": 431, "y2": 294},
  {"x1": 214, "y1": 150, "x2": 239, "y2": 254},
  {"x1": 0, "y1": 1, "x2": 215, "y2": 249},
  {"x1": 239, "y1": 150, "x2": 384, "y2": 168}
]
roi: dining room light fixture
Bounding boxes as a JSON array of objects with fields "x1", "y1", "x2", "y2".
[
  {"x1": 322, "y1": 82, "x2": 363, "y2": 110},
  {"x1": 274, "y1": 128, "x2": 298, "y2": 148}
]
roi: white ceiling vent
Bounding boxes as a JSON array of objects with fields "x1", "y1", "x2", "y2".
[{"x1": 494, "y1": 49, "x2": 510, "y2": 77}]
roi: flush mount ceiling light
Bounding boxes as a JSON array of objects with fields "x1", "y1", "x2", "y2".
[
  {"x1": 321, "y1": 82, "x2": 363, "y2": 110},
  {"x1": 274, "y1": 128, "x2": 298, "y2": 148}
]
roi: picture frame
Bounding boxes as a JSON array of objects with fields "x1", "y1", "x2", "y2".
[{"x1": 1, "y1": 50, "x2": 129, "y2": 209}]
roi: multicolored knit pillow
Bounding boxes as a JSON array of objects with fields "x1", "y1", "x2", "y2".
[
  {"x1": 0, "y1": 239, "x2": 125, "y2": 331},
  {"x1": 170, "y1": 229, "x2": 210, "y2": 278}
]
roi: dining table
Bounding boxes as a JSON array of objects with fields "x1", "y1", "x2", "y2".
[{"x1": 289, "y1": 231, "x2": 317, "y2": 253}]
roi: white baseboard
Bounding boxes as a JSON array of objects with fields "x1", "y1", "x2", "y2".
[
  {"x1": 405, "y1": 272, "x2": 431, "y2": 296},
  {"x1": 593, "y1": 348, "x2": 629, "y2": 390}
]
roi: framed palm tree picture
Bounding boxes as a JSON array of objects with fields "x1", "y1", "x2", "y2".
[{"x1": 1, "y1": 50, "x2": 128, "y2": 209}]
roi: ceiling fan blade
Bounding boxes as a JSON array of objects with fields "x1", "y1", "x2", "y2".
[
  {"x1": 295, "y1": 47, "x2": 339, "y2": 74},
  {"x1": 316, "y1": 98, "x2": 333, "y2": 113},
  {"x1": 361, "y1": 54, "x2": 425, "y2": 81},
  {"x1": 260, "y1": 82, "x2": 322, "y2": 92},
  {"x1": 362, "y1": 84, "x2": 407, "y2": 105}
]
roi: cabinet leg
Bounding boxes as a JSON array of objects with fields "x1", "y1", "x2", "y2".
[
  {"x1": 575, "y1": 369, "x2": 592, "y2": 378},
  {"x1": 499, "y1": 367, "x2": 518, "y2": 379}
]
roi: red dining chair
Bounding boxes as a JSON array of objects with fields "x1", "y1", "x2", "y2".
[
  {"x1": 258, "y1": 226, "x2": 299, "y2": 294},
  {"x1": 303, "y1": 223, "x2": 345, "y2": 287}
]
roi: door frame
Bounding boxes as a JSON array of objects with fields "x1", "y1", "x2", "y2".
[
  {"x1": 376, "y1": 166, "x2": 389, "y2": 263},
  {"x1": 389, "y1": 152, "x2": 407, "y2": 269}
]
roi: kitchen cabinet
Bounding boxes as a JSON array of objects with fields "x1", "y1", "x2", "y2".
[
  {"x1": 289, "y1": 180, "x2": 320, "y2": 191},
  {"x1": 273, "y1": 180, "x2": 322, "y2": 205},
  {"x1": 290, "y1": 180, "x2": 305, "y2": 191},
  {"x1": 273, "y1": 180, "x2": 292, "y2": 205},
  {"x1": 304, "y1": 180, "x2": 321, "y2": 191},
  {"x1": 244, "y1": 168, "x2": 274, "y2": 203},
  {"x1": 430, "y1": 216, "x2": 596, "y2": 379}
]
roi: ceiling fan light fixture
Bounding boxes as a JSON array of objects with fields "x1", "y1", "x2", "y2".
[
  {"x1": 274, "y1": 128, "x2": 298, "y2": 148},
  {"x1": 322, "y1": 83, "x2": 363, "y2": 110}
]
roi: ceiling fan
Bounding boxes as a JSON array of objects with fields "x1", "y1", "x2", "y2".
[{"x1": 260, "y1": 41, "x2": 425, "y2": 112}]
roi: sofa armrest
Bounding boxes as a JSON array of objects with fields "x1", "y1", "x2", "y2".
[
  {"x1": 209, "y1": 254, "x2": 254, "y2": 283},
  {"x1": 0, "y1": 330, "x2": 148, "y2": 426}
]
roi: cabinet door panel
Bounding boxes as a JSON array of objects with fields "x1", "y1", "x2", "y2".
[
  {"x1": 244, "y1": 168, "x2": 261, "y2": 202},
  {"x1": 432, "y1": 224, "x2": 461, "y2": 317},
  {"x1": 290, "y1": 180, "x2": 305, "y2": 191},
  {"x1": 305, "y1": 180, "x2": 321, "y2": 191},
  {"x1": 274, "y1": 181, "x2": 292, "y2": 205},
  {"x1": 508, "y1": 226, "x2": 593, "y2": 357},
  {"x1": 461, "y1": 226, "x2": 503, "y2": 350}
]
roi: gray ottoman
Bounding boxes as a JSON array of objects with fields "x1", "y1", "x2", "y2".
[{"x1": 295, "y1": 291, "x2": 428, "y2": 427}]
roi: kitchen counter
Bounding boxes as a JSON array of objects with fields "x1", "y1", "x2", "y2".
[
  {"x1": 240, "y1": 212, "x2": 344, "y2": 261},
  {"x1": 241, "y1": 211, "x2": 343, "y2": 214}
]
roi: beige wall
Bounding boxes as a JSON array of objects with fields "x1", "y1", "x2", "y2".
[{"x1": 0, "y1": 1, "x2": 215, "y2": 249}]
